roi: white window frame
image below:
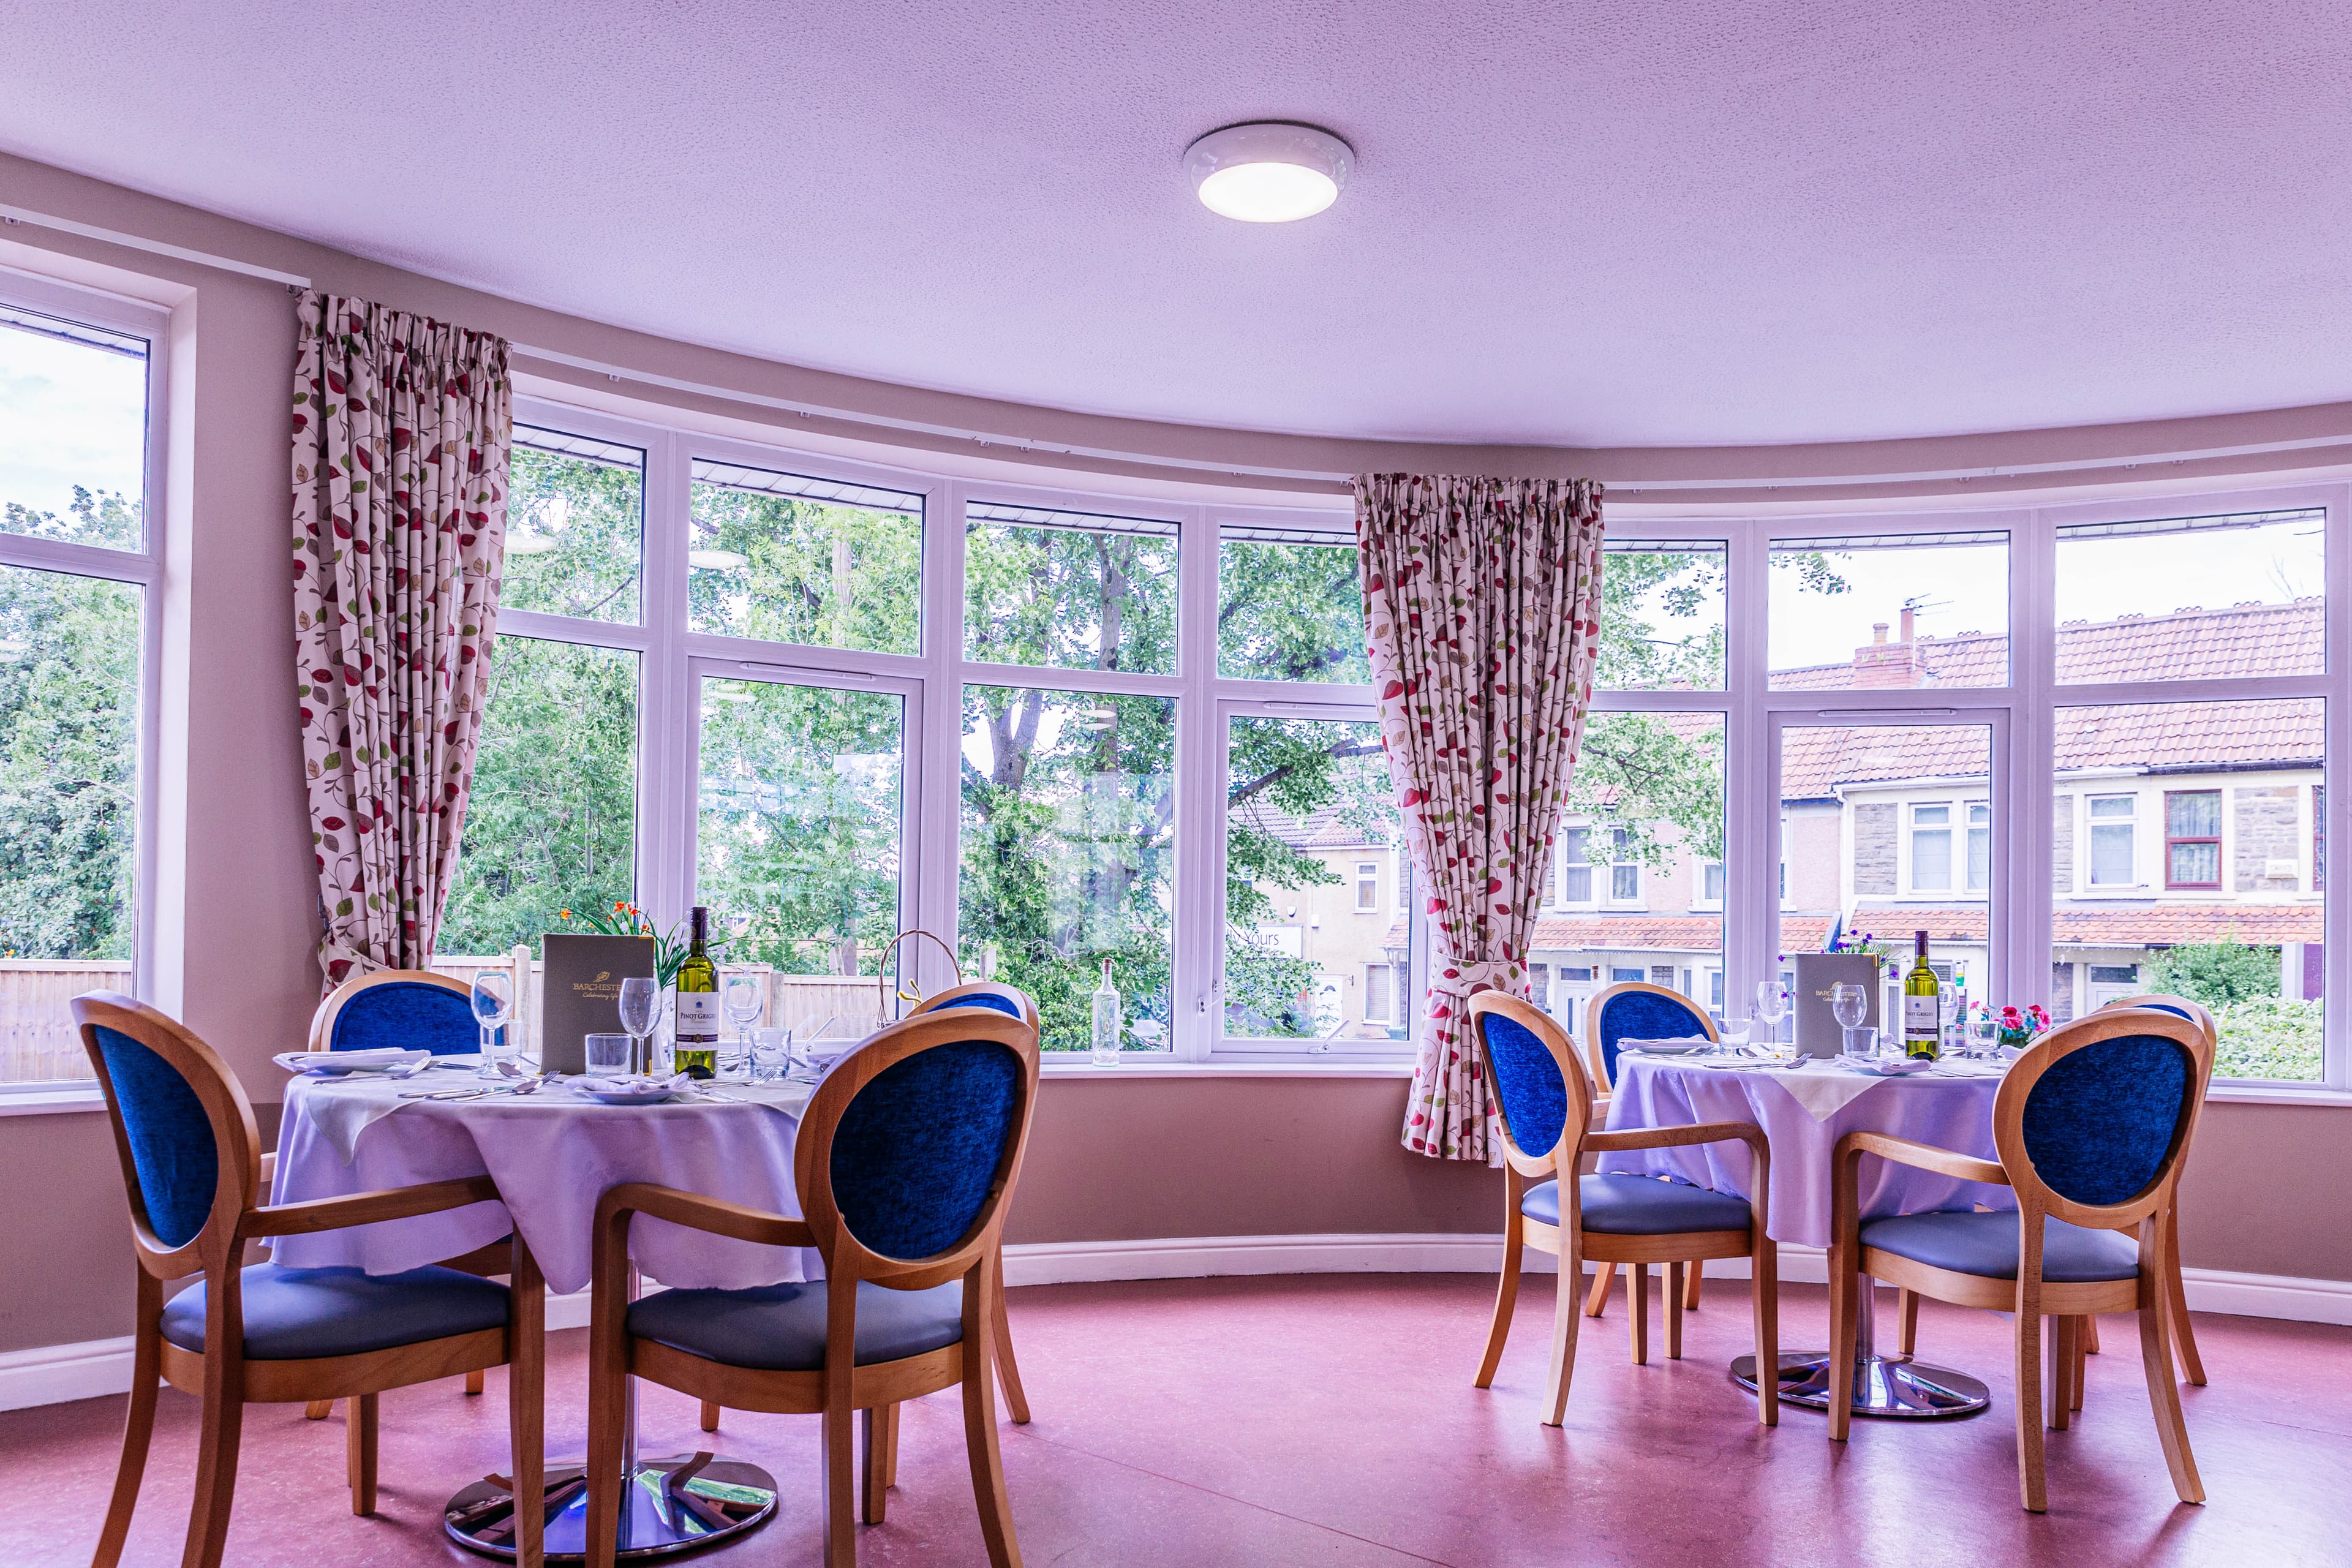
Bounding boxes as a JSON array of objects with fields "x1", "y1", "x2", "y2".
[
  {"x1": 1555, "y1": 824, "x2": 1598, "y2": 908},
  {"x1": 1353, "y1": 859, "x2": 1380, "y2": 913},
  {"x1": 2085, "y1": 791, "x2": 2139, "y2": 890},
  {"x1": 1908, "y1": 801, "x2": 1956, "y2": 894},
  {"x1": 0, "y1": 271, "x2": 169, "y2": 1098}
]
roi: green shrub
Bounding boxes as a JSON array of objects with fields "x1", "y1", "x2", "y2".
[
  {"x1": 2144, "y1": 941, "x2": 2282, "y2": 1007},
  {"x1": 2209, "y1": 997, "x2": 2321, "y2": 1082}
]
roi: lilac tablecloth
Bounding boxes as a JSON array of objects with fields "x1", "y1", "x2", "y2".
[
  {"x1": 1597, "y1": 1058, "x2": 2016, "y2": 1249},
  {"x1": 271, "y1": 1076, "x2": 819, "y2": 1294}
]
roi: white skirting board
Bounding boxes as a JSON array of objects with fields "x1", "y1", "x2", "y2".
[{"x1": 5, "y1": 1238, "x2": 2345, "y2": 1413}]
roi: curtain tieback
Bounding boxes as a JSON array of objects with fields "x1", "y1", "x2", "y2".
[
  {"x1": 1425, "y1": 959, "x2": 1517, "y2": 1016},
  {"x1": 318, "y1": 941, "x2": 389, "y2": 988}
]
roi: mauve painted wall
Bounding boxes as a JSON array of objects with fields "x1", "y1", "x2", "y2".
[{"x1": 0, "y1": 158, "x2": 2346, "y2": 1359}]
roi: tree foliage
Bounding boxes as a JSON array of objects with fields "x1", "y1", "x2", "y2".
[{"x1": 2144, "y1": 941, "x2": 2282, "y2": 1008}]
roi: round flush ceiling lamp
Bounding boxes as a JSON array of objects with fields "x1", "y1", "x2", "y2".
[{"x1": 1184, "y1": 122, "x2": 1353, "y2": 223}]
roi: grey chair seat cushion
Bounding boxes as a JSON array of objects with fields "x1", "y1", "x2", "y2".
[
  {"x1": 628, "y1": 1279, "x2": 964, "y2": 1371},
  {"x1": 1523, "y1": 1174, "x2": 1753, "y2": 1235},
  {"x1": 160, "y1": 1264, "x2": 510, "y2": 1360},
  {"x1": 1860, "y1": 1210, "x2": 2141, "y2": 1283}
]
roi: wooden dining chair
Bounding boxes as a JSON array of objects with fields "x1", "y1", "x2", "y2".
[
  {"x1": 1895, "y1": 992, "x2": 2217, "y2": 1392},
  {"x1": 586, "y1": 1007, "x2": 1039, "y2": 1568},
  {"x1": 1826, "y1": 1008, "x2": 2212, "y2": 1513},
  {"x1": 1577, "y1": 981, "x2": 1721, "y2": 1320},
  {"x1": 1466, "y1": 993, "x2": 1777, "y2": 1427},
  {"x1": 302, "y1": 965, "x2": 507, "y2": 1412},
  {"x1": 72, "y1": 992, "x2": 546, "y2": 1568}
]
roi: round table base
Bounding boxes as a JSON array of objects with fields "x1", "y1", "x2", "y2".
[
  {"x1": 1732, "y1": 1350, "x2": 1993, "y2": 1419},
  {"x1": 446, "y1": 1453, "x2": 778, "y2": 1561}
]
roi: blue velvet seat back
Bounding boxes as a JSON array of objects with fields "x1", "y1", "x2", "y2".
[
  {"x1": 937, "y1": 992, "x2": 1023, "y2": 1019},
  {"x1": 2141, "y1": 1002, "x2": 2193, "y2": 1021},
  {"x1": 1477, "y1": 1012, "x2": 1568, "y2": 1157},
  {"x1": 331, "y1": 981, "x2": 493, "y2": 1052},
  {"x1": 1595, "y1": 990, "x2": 1708, "y2": 1087},
  {"x1": 92, "y1": 1025, "x2": 218, "y2": 1250},
  {"x1": 2020, "y1": 1034, "x2": 2195, "y2": 1208},
  {"x1": 829, "y1": 1039, "x2": 1022, "y2": 1261}
]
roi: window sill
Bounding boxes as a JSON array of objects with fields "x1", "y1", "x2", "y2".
[
  {"x1": 1041, "y1": 1059, "x2": 1416, "y2": 1080},
  {"x1": 0, "y1": 1087, "x2": 104, "y2": 1117},
  {"x1": 2207, "y1": 1084, "x2": 2352, "y2": 1109}
]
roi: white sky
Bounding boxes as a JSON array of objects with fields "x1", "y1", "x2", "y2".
[{"x1": 0, "y1": 321, "x2": 148, "y2": 522}]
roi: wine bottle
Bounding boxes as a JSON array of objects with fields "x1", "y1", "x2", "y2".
[
  {"x1": 1090, "y1": 959, "x2": 1123, "y2": 1066},
  {"x1": 1902, "y1": 930, "x2": 1940, "y2": 1061},
  {"x1": 673, "y1": 906, "x2": 719, "y2": 1080}
]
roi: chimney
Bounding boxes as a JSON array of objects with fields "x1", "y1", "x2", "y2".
[
  {"x1": 1900, "y1": 605, "x2": 1916, "y2": 643},
  {"x1": 1853, "y1": 606, "x2": 1920, "y2": 688},
  {"x1": 1871, "y1": 622, "x2": 1889, "y2": 644}
]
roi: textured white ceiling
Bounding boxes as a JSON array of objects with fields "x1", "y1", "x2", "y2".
[{"x1": 4, "y1": 1, "x2": 2350, "y2": 448}]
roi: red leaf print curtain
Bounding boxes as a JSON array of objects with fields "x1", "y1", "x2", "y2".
[
  {"x1": 1356, "y1": 473, "x2": 1606, "y2": 1161},
  {"x1": 290, "y1": 292, "x2": 511, "y2": 990}
]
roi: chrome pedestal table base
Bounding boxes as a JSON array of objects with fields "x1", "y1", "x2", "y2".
[{"x1": 1731, "y1": 1278, "x2": 1992, "y2": 1418}]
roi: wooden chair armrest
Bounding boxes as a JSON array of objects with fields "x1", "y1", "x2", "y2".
[
  {"x1": 595, "y1": 1182, "x2": 816, "y2": 1251},
  {"x1": 1585, "y1": 1120, "x2": 1765, "y2": 1156},
  {"x1": 1836, "y1": 1131, "x2": 2010, "y2": 1188},
  {"x1": 244, "y1": 1174, "x2": 503, "y2": 1239}
]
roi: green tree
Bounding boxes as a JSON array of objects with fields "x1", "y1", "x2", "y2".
[{"x1": 2145, "y1": 941, "x2": 2282, "y2": 1008}]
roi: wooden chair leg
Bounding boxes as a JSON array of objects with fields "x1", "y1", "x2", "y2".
[
  {"x1": 347, "y1": 1392, "x2": 379, "y2": 1515},
  {"x1": 584, "y1": 1305, "x2": 627, "y2": 1567},
  {"x1": 2046, "y1": 1319, "x2": 2074, "y2": 1433},
  {"x1": 1897, "y1": 1287, "x2": 1920, "y2": 1357},
  {"x1": 1684, "y1": 1259, "x2": 1703, "y2": 1311},
  {"x1": 1474, "y1": 1200, "x2": 1526, "y2": 1389},
  {"x1": 699, "y1": 1401, "x2": 720, "y2": 1433},
  {"x1": 823, "y1": 1400, "x2": 858, "y2": 1568},
  {"x1": 466, "y1": 1368, "x2": 486, "y2": 1396},
  {"x1": 184, "y1": 1368, "x2": 245, "y2": 1568},
  {"x1": 1751, "y1": 1233, "x2": 1779, "y2": 1428},
  {"x1": 2071, "y1": 1320, "x2": 2089, "y2": 1412},
  {"x1": 2138, "y1": 1275, "x2": 2206, "y2": 1504},
  {"x1": 991, "y1": 1250, "x2": 1031, "y2": 1425},
  {"x1": 510, "y1": 1238, "x2": 546, "y2": 1568},
  {"x1": 1666, "y1": 1262, "x2": 1684, "y2": 1360},
  {"x1": 1826, "y1": 1255, "x2": 1860, "y2": 1443},
  {"x1": 1541, "y1": 1241, "x2": 1583, "y2": 1427},
  {"x1": 882, "y1": 1396, "x2": 899, "y2": 1489},
  {"x1": 93, "y1": 1280, "x2": 161, "y2": 1568},
  {"x1": 2015, "y1": 1300, "x2": 2048, "y2": 1512},
  {"x1": 1583, "y1": 1261, "x2": 1615, "y2": 1317},
  {"x1": 304, "y1": 1400, "x2": 333, "y2": 1421},
  {"x1": 861, "y1": 1406, "x2": 892, "y2": 1526},
  {"x1": 960, "y1": 1309, "x2": 1020, "y2": 1568},
  {"x1": 2163, "y1": 1212, "x2": 2206, "y2": 1385},
  {"x1": 2085, "y1": 1314, "x2": 2102, "y2": 1354},
  {"x1": 1627, "y1": 1262, "x2": 1649, "y2": 1365}
]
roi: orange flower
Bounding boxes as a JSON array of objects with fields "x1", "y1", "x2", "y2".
[
  {"x1": 559, "y1": 908, "x2": 571, "y2": 920},
  {"x1": 614, "y1": 900, "x2": 626, "y2": 912}
]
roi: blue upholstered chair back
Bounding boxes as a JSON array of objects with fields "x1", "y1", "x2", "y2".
[
  {"x1": 934, "y1": 992, "x2": 1023, "y2": 1020},
  {"x1": 1476, "y1": 1009, "x2": 1572, "y2": 1160},
  {"x1": 330, "y1": 978, "x2": 494, "y2": 1052},
  {"x1": 1593, "y1": 988, "x2": 1709, "y2": 1088},
  {"x1": 88, "y1": 1023, "x2": 221, "y2": 1251},
  {"x1": 827, "y1": 1037, "x2": 1024, "y2": 1262},
  {"x1": 2016, "y1": 1032, "x2": 2198, "y2": 1210}
]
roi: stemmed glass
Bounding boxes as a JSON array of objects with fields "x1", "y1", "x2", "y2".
[
  {"x1": 1831, "y1": 982, "x2": 1868, "y2": 1057},
  {"x1": 721, "y1": 973, "x2": 763, "y2": 1081},
  {"x1": 1754, "y1": 980, "x2": 1789, "y2": 1047},
  {"x1": 471, "y1": 971, "x2": 513, "y2": 1080},
  {"x1": 617, "y1": 976, "x2": 660, "y2": 1077}
]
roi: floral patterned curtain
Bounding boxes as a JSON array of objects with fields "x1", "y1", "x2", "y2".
[
  {"x1": 1356, "y1": 473, "x2": 1607, "y2": 1161},
  {"x1": 291, "y1": 292, "x2": 511, "y2": 990}
]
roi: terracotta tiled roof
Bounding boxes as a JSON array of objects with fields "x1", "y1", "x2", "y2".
[
  {"x1": 1520, "y1": 913, "x2": 1834, "y2": 955},
  {"x1": 1238, "y1": 802, "x2": 1395, "y2": 850},
  {"x1": 1847, "y1": 902, "x2": 2322, "y2": 945}
]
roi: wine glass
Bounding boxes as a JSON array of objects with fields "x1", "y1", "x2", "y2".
[
  {"x1": 617, "y1": 976, "x2": 659, "y2": 1077},
  {"x1": 1754, "y1": 979, "x2": 1789, "y2": 1046},
  {"x1": 471, "y1": 971, "x2": 513, "y2": 1080},
  {"x1": 1830, "y1": 982, "x2": 1866, "y2": 1057},
  {"x1": 722, "y1": 972, "x2": 763, "y2": 1080}
]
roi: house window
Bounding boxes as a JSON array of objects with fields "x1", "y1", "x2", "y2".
[
  {"x1": 1363, "y1": 962, "x2": 1393, "y2": 1023},
  {"x1": 1701, "y1": 861, "x2": 1726, "y2": 903},
  {"x1": 1610, "y1": 967, "x2": 1643, "y2": 983},
  {"x1": 1649, "y1": 964, "x2": 1675, "y2": 988},
  {"x1": 1608, "y1": 828, "x2": 1640, "y2": 901},
  {"x1": 1709, "y1": 970, "x2": 1725, "y2": 1010},
  {"x1": 1911, "y1": 803, "x2": 1953, "y2": 891},
  {"x1": 1354, "y1": 860, "x2": 1379, "y2": 912},
  {"x1": 2165, "y1": 790, "x2": 2223, "y2": 888},
  {"x1": 2317, "y1": 783, "x2": 2326, "y2": 893},
  {"x1": 2088, "y1": 795, "x2": 2136, "y2": 886},
  {"x1": 1966, "y1": 802, "x2": 1990, "y2": 892},
  {"x1": 1558, "y1": 827, "x2": 1593, "y2": 903}
]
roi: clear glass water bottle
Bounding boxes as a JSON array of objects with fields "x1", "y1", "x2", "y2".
[{"x1": 1090, "y1": 959, "x2": 1123, "y2": 1065}]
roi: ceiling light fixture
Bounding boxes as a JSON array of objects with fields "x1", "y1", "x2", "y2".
[{"x1": 1183, "y1": 122, "x2": 1352, "y2": 224}]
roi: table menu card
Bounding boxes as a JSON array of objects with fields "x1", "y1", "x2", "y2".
[
  {"x1": 540, "y1": 933, "x2": 656, "y2": 1074},
  {"x1": 1793, "y1": 951, "x2": 1882, "y2": 1057}
]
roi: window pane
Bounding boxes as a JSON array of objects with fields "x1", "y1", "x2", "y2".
[
  {"x1": 2054, "y1": 698, "x2": 2322, "y2": 1081},
  {"x1": 1542, "y1": 713, "x2": 1724, "y2": 1038},
  {"x1": 960, "y1": 685, "x2": 1174, "y2": 1050},
  {"x1": 1218, "y1": 527, "x2": 1368, "y2": 683},
  {"x1": 441, "y1": 638, "x2": 638, "y2": 956},
  {"x1": 1221, "y1": 716, "x2": 1402, "y2": 1042},
  {"x1": 697, "y1": 679, "x2": 903, "y2": 1000},
  {"x1": 1913, "y1": 827, "x2": 1952, "y2": 890},
  {"x1": 0, "y1": 565, "x2": 140, "y2": 1082},
  {"x1": 1, "y1": 309, "x2": 146, "y2": 551},
  {"x1": 1769, "y1": 530, "x2": 2008, "y2": 689},
  {"x1": 502, "y1": 429, "x2": 644, "y2": 624},
  {"x1": 2089, "y1": 823, "x2": 2135, "y2": 886},
  {"x1": 688, "y1": 461, "x2": 922, "y2": 654},
  {"x1": 1966, "y1": 812, "x2": 1990, "y2": 892},
  {"x1": 965, "y1": 503, "x2": 1177, "y2": 674},
  {"x1": 1599, "y1": 541, "x2": 1725, "y2": 690},
  {"x1": 2054, "y1": 509, "x2": 2324, "y2": 684}
]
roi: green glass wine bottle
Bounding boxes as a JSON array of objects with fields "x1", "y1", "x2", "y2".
[
  {"x1": 673, "y1": 906, "x2": 719, "y2": 1080},
  {"x1": 1902, "y1": 929, "x2": 1940, "y2": 1061}
]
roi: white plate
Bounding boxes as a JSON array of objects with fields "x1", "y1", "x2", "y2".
[
  {"x1": 1863, "y1": 1058, "x2": 1934, "y2": 1077},
  {"x1": 579, "y1": 1086, "x2": 678, "y2": 1105},
  {"x1": 273, "y1": 1049, "x2": 429, "y2": 1077},
  {"x1": 1622, "y1": 1041, "x2": 1714, "y2": 1056}
]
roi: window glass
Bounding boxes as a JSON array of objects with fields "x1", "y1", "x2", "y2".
[
  {"x1": 1966, "y1": 802, "x2": 1991, "y2": 892},
  {"x1": 1599, "y1": 541, "x2": 1726, "y2": 690},
  {"x1": 1768, "y1": 530, "x2": 2009, "y2": 689},
  {"x1": 2054, "y1": 698, "x2": 2322, "y2": 1082},
  {"x1": 0, "y1": 308, "x2": 146, "y2": 551},
  {"x1": 696, "y1": 680, "x2": 902, "y2": 1012},
  {"x1": 965, "y1": 503, "x2": 1177, "y2": 674},
  {"x1": 441, "y1": 638, "x2": 639, "y2": 956},
  {"x1": 1221, "y1": 715, "x2": 1402, "y2": 1042},
  {"x1": 502, "y1": 429, "x2": 644, "y2": 624},
  {"x1": 2054, "y1": 510, "x2": 2324, "y2": 684},
  {"x1": 960, "y1": 685, "x2": 1175, "y2": 1050},
  {"x1": 688, "y1": 461, "x2": 922, "y2": 654},
  {"x1": 1912, "y1": 804, "x2": 1953, "y2": 891},
  {"x1": 1218, "y1": 525, "x2": 1368, "y2": 683},
  {"x1": 1558, "y1": 827, "x2": 1593, "y2": 903},
  {"x1": 1702, "y1": 862, "x2": 1726, "y2": 902}
]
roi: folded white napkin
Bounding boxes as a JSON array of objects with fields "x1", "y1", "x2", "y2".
[
  {"x1": 273, "y1": 1048, "x2": 429, "y2": 1074},
  {"x1": 1618, "y1": 1036, "x2": 1713, "y2": 1051}
]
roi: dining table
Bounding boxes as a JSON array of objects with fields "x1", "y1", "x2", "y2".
[
  {"x1": 271, "y1": 1058, "x2": 821, "y2": 1561},
  {"x1": 1598, "y1": 1048, "x2": 2018, "y2": 1418}
]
